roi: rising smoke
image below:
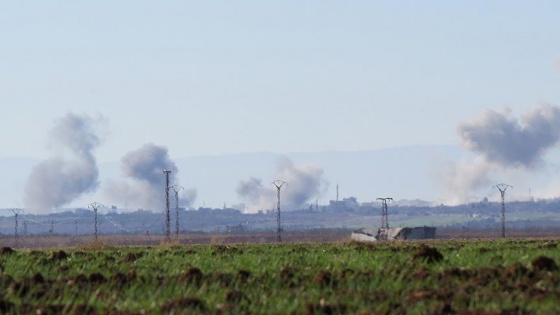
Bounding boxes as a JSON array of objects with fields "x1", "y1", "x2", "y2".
[
  {"x1": 458, "y1": 105, "x2": 560, "y2": 168},
  {"x1": 441, "y1": 104, "x2": 560, "y2": 204},
  {"x1": 24, "y1": 113, "x2": 103, "y2": 212},
  {"x1": 105, "y1": 143, "x2": 196, "y2": 210},
  {"x1": 236, "y1": 157, "x2": 327, "y2": 213}
]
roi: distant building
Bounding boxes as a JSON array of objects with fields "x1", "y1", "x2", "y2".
[
  {"x1": 329, "y1": 197, "x2": 359, "y2": 211},
  {"x1": 352, "y1": 226, "x2": 436, "y2": 242}
]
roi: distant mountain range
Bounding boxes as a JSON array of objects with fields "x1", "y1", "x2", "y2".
[{"x1": 2, "y1": 144, "x2": 559, "y2": 212}]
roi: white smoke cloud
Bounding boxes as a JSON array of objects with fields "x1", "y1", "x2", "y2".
[
  {"x1": 437, "y1": 157, "x2": 496, "y2": 205},
  {"x1": 236, "y1": 157, "x2": 328, "y2": 213},
  {"x1": 105, "y1": 143, "x2": 196, "y2": 211},
  {"x1": 24, "y1": 113, "x2": 104, "y2": 213},
  {"x1": 440, "y1": 104, "x2": 560, "y2": 204},
  {"x1": 180, "y1": 188, "x2": 198, "y2": 209}
]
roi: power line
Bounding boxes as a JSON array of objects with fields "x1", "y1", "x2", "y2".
[
  {"x1": 11, "y1": 208, "x2": 22, "y2": 247},
  {"x1": 376, "y1": 198, "x2": 393, "y2": 241},
  {"x1": 101, "y1": 213, "x2": 135, "y2": 233},
  {"x1": 88, "y1": 202, "x2": 105, "y2": 241},
  {"x1": 272, "y1": 180, "x2": 287, "y2": 242},
  {"x1": 336, "y1": 182, "x2": 339, "y2": 211},
  {"x1": 163, "y1": 169, "x2": 172, "y2": 242},
  {"x1": 493, "y1": 183, "x2": 512, "y2": 238},
  {"x1": 170, "y1": 185, "x2": 184, "y2": 241}
]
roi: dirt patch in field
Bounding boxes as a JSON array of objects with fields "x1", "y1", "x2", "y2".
[
  {"x1": 314, "y1": 270, "x2": 336, "y2": 287},
  {"x1": 306, "y1": 300, "x2": 347, "y2": 315},
  {"x1": 88, "y1": 272, "x2": 106, "y2": 283},
  {"x1": 213, "y1": 272, "x2": 234, "y2": 288},
  {"x1": 30, "y1": 273, "x2": 45, "y2": 285},
  {"x1": 161, "y1": 297, "x2": 206, "y2": 312},
  {"x1": 225, "y1": 290, "x2": 247, "y2": 304},
  {"x1": 504, "y1": 263, "x2": 530, "y2": 278},
  {"x1": 33, "y1": 304, "x2": 65, "y2": 314},
  {"x1": 531, "y1": 256, "x2": 558, "y2": 272},
  {"x1": 123, "y1": 252, "x2": 143, "y2": 263},
  {"x1": 179, "y1": 267, "x2": 203, "y2": 286},
  {"x1": 279, "y1": 266, "x2": 299, "y2": 288},
  {"x1": 412, "y1": 245, "x2": 443, "y2": 263},
  {"x1": 71, "y1": 303, "x2": 99, "y2": 315},
  {"x1": 0, "y1": 299, "x2": 15, "y2": 313},
  {"x1": 211, "y1": 245, "x2": 243, "y2": 256},
  {"x1": 66, "y1": 274, "x2": 88, "y2": 286},
  {"x1": 0, "y1": 247, "x2": 15, "y2": 255},
  {"x1": 50, "y1": 250, "x2": 68, "y2": 261},
  {"x1": 237, "y1": 269, "x2": 251, "y2": 283},
  {"x1": 110, "y1": 271, "x2": 136, "y2": 285},
  {"x1": 472, "y1": 267, "x2": 501, "y2": 286},
  {"x1": 412, "y1": 267, "x2": 430, "y2": 280},
  {"x1": 438, "y1": 268, "x2": 472, "y2": 281},
  {"x1": 280, "y1": 266, "x2": 295, "y2": 278},
  {"x1": 334, "y1": 268, "x2": 354, "y2": 280}
]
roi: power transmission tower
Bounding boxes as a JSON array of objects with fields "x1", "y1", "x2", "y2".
[
  {"x1": 163, "y1": 169, "x2": 172, "y2": 242},
  {"x1": 170, "y1": 185, "x2": 184, "y2": 241},
  {"x1": 11, "y1": 209, "x2": 21, "y2": 247},
  {"x1": 272, "y1": 180, "x2": 287, "y2": 242},
  {"x1": 89, "y1": 202, "x2": 105, "y2": 241},
  {"x1": 494, "y1": 183, "x2": 512, "y2": 238},
  {"x1": 336, "y1": 183, "x2": 339, "y2": 211},
  {"x1": 376, "y1": 198, "x2": 393, "y2": 241}
]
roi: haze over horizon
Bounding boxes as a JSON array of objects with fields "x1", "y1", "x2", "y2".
[{"x1": 1, "y1": 2, "x2": 560, "y2": 212}]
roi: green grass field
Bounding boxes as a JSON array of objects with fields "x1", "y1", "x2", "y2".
[{"x1": 1, "y1": 239, "x2": 560, "y2": 314}]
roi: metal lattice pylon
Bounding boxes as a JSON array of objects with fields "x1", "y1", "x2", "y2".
[
  {"x1": 272, "y1": 180, "x2": 287, "y2": 242},
  {"x1": 376, "y1": 198, "x2": 393, "y2": 240},
  {"x1": 494, "y1": 183, "x2": 512, "y2": 238},
  {"x1": 163, "y1": 169, "x2": 171, "y2": 242},
  {"x1": 170, "y1": 185, "x2": 184, "y2": 241},
  {"x1": 89, "y1": 202, "x2": 104, "y2": 241}
]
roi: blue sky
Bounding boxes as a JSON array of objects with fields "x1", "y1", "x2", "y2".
[{"x1": 1, "y1": 1, "x2": 560, "y2": 163}]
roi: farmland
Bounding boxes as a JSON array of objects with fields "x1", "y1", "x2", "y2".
[{"x1": 1, "y1": 239, "x2": 560, "y2": 314}]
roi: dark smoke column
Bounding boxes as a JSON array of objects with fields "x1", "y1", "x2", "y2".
[
  {"x1": 105, "y1": 143, "x2": 179, "y2": 211},
  {"x1": 23, "y1": 113, "x2": 103, "y2": 213},
  {"x1": 457, "y1": 105, "x2": 560, "y2": 167}
]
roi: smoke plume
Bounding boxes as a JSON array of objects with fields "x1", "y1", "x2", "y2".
[
  {"x1": 441, "y1": 104, "x2": 560, "y2": 204},
  {"x1": 457, "y1": 105, "x2": 560, "y2": 168},
  {"x1": 105, "y1": 143, "x2": 196, "y2": 210},
  {"x1": 24, "y1": 113, "x2": 103, "y2": 212},
  {"x1": 236, "y1": 157, "x2": 327, "y2": 213}
]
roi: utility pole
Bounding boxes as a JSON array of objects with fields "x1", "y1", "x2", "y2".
[
  {"x1": 336, "y1": 183, "x2": 339, "y2": 211},
  {"x1": 377, "y1": 198, "x2": 393, "y2": 240},
  {"x1": 163, "y1": 169, "x2": 171, "y2": 242},
  {"x1": 170, "y1": 185, "x2": 184, "y2": 241},
  {"x1": 272, "y1": 180, "x2": 287, "y2": 242},
  {"x1": 23, "y1": 220, "x2": 28, "y2": 236},
  {"x1": 494, "y1": 183, "x2": 512, "y2": 238},
  {"x1": 89, "y1": 202, "x2": 104, "y2": 241},
  {"x1": 11, "y1": 209, "x2": 21, "y2": 247}
]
